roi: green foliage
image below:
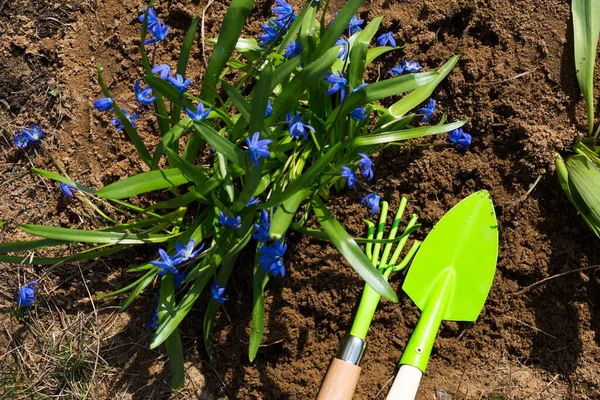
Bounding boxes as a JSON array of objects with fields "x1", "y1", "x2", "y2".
[
  {"x1": 572, "y1": 0, "x2": 600, "y2": 136},
  {"x1": 556, "y1": 0, "x2": 600, "y2": 237},
  {"x1": 2, "y1": 0, "x2": 466, "y2": 389}
]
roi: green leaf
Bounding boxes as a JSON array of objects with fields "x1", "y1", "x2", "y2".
[
  {"x1": 192, "y1": 123, "x2": 247, "y2": 166},
  {"x1": 0, "y1": 238, "x2": 64, "y2": 252},
  {"x1": 262, "y1": 142, "x2": 343, "y2": 208},
  {"x1": 269, "y1": 189, "x2": 312, "y2": 240},
  {"x1": 366, "y1": 46, "x2": 399, "y2": 66},
  {"x1": 352, "y1": 120, "x2": 467, "y2": 147},
  {"x1": 152, "y1": 118, "x2": 194, "y2": 170},
  {"x1": 119, "y1": 268, "x2": 156, "y2": 310},
  {"x1": 270, "y1": 46, "x2": 341, "y2": 121},
  {"x1": 312, "y1": 0, "x2": 362, "y2": 62},
  {"x1": 203, "y1": 255, "x2": 238, "y2": 360},
  {"x1": 172, "y1": 16, "x2": 199, "y2": 128},
  {"x1": 565, "y1": 154, "x2": 600, "y2": 237},
  {"x1": 349, "y1": 17, "x2": 383, "y2": 89},
  {"x1": 97, "y1": 169, "x2": 191, "y2": 199},
  {"x1": 151, "y1": 262, "x2": 216, "y2": 349},
  {"x1": 97, "y1": 65, "x2": 152, "y2": 166},
  {"x1": 200, "y1": 0, "x2": 255, "y2": 104},
  {"x1": 32, "y1": 168, "x2": 96, "y2": 194},
  {"x1": 158, "y1": 273, "x2": 185, "y2": 390},
  {"x1": 97, "y1": 269, "x2": 155, "y2": 300},
  {"x1": 327, "y1": 72, "x2": 438, "y2": 127},
  {"x1": 573, "y1": 0, "x2": 600, "y2": 135},
  {"x1": 249, "y1": 251, "x2": 268, "y2": 362},
  {"x1": 164, "y1": 148, "x2": 210, "y2": 186},
  {"x1": 312, "y1": 196, "x2": 398, "y2": 302},
  {"x1": 21, "y1": 225, "x2": 177, "y2": 244},
  {"x1": 379, "y1": 56, "x2": 460, "y2": 128}
]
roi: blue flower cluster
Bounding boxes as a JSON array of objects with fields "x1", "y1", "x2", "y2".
[
  {"x1": 13, "y1": 125, "x2": 43, "y2": 149},
  {"x1": 60, "y1": 183, "x2": 77, "y2": 198},
  {"x1": 252, "y1": 210, "x2": 288, "y2": 277},
  {"x1": 139, "y1": 7, "x2": 169, "y2": 45},
  {"x1": 18, "y1": 280, "x2": 38, "y2": 307},
  {"x1": 210, "y1": 282, "x2": 228, "y2": 304},
  {"x1": 246, "y1": 132, "x2": 272, "y2": 166},
  {"x1": 340, "y1": 153, "x2": 375, "y2": 189},
  {"x1": 218, "y1": 211, "x2": 242, "y2": 229},
  {"x1": 286, "y1": 112, "x2": 315, "y2": 140},
  {"x1": 258, "y1": 0, "x2": 296, "y2": 47},
  {"x1": 448, "y1": 128, "x2": 472, "y2": 151},
  {"x1": 150, "y1": 240, "x2": 204, "y2": 276},
  {"x1": 361, "y1": 193, "x2": 381, "y2": 215},
  {"x1": 389, "y1": 59, "x2": 423, "y2": 76}
]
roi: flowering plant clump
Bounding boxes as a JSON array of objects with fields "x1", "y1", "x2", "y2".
[{"x1": 2, "y1": 0, "x2": 468, "y2": 389}]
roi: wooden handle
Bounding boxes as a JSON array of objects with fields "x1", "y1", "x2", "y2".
[
  {"x1": 385, "y1": 365, "x2": 422, "y2": 400},
  {"x1": 317, "y1": 358, "x2": 361, "y2": 400}
]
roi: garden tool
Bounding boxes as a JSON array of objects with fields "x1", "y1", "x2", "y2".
[
  {"x1": 385, "y1": 190, "x2": 499, "y2": 400},
  {"x1": 317, "y1": 197, "x2": 422, "y2": 400}
]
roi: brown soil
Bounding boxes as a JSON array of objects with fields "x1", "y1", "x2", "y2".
[{"x1": 2, "y1": 0, "x2": 600, "y2": 399}]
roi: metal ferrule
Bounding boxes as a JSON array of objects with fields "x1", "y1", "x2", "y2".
[{"x1": 336, "y1": 335, "x2": 367, "y2": 365}]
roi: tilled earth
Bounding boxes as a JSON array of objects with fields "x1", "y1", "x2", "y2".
[{"x1": 1, "y1": 0, "x2": 600, "y2": 399}]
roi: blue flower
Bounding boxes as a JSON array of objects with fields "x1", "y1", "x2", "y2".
[
  {"x1": 265, "y1": 98, "x2": 273, "y2": 118},
  {"x1": 324, "y1": 70, "x2": 347, "y2": 99},
  {"x1": 258, "y1": 19, "x2": 280, "y2": 47},
  {"x1": 144, "y1": 20, "x2": 169, "y2": 45},
  {"x1": 173, "y1": 270, "x2": 188, "y2": 290},
  {"x1": 351, "y1": 107, "x2": 368, "y2": 121},
  {"x1": 186, "y1": 102, "x2": 211, "y2": 121},
  {"x1": 147, "y1": 306, "x2": 159, "y2": 330},
  {"x1": 283, "y1": 40, "x2": 302, "y2": 58},
  {"x1": 259, "y1": 241, "x2": 287, "y2": 277},
  {"x1": 210, "y1": 282, "x2": 229, "y2": 304},
  {"x1": 247, "y1": 196, "x2": 261, "y2": 206},
  {"x1": 420, "y1": 98, "x2": 436, "y2": 122},
  {"x1": 168, "y1": 74, "x2": 192, "y2": 94},
  {"x1": 110, "y1": 109, "x2": 140, "y2": 131},
  {"x1": 273, "y1": 0, "x2": 295, "y2": 24},
  {"x1": 93, "y1": 97, "x2": 113, "y2": 111},
  {"x1": 174, "y1": 240, "x2": 204, "y2": 264},
  {"x1": 377, "y1": 31, "x2": 396, "y2": 48},
  {"x1": 286, "y1": 112, "x2": 315, "y2": 140},
  {"x1": 403, "y1": 59, "x2": 422, "y2": 73},
  {"x1": 15, "y1": 125, "x2": 43, "y2": 148},
  {"x1": 150, "y1": 248, "x2": 179, "y2": 275},
  {"x1": 389, "y1": 59, "x2": 422, "y2": 75},
  {"x1": 218, "y1": 211, "x2": 242, "y2": 229},
  {"x1": 60, "y1": 183, "x2": 77, "y2": 198},
  {"x1": 13, "y1": 133, "x2": 29, "y2": 149},
  {"x1": 361, "y1": 193, "x2": 381, "y2": 215},
  {"x1": 18, "y1": 281, "x2": 38, "y2": 307},
  {"x1": 151, "y1": 64, "x2": 171, "y2": 80},
  {"x1": 253, "y1": 209, "x2": 270, "y2": 242},
  {"x1": 358, "y1": 153, "x2": 374, "y2": 180},
  {"x1": 138, "y1": 7, "x2": 158, "y2": 28},
  {"x1": 448, "y1": 128, "x2": 472, "y2": 151},
  {"x1": 388, "y1": 64, "x2": 405, "y2": 76},
  {"x1": 348, "y1": 15, "x2": 364, "y2": 36},
  {"x1": 340, "y1": 166, "x2": 356, "y2": 189},
  {"x1": 352, "y1": 83, "x2": 368, "y2": 93},
  {"x1": 134, "y1": 80, "x2": 156, "y2": 105},
  {"x1": 335, "y1": 38, "x2": 348, "y2": 60},
  {"x1": 246, "y1": 132, "x2": 272, "y2": 166}
]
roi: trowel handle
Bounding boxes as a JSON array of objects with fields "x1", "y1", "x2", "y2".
[
  {"x1": 317, "y1": 335, "x2": 367, "y2": 400},
  {"x1": 385, "y1": 365, "x2": 422, "y2": 400},
  {"x1": 317, "y1": 358, "x2": 361, "y2": 400}
]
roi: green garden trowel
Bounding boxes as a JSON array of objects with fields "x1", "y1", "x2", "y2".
[{"x1": 386, "y1": 190, "x2": 499, "y2": 400}]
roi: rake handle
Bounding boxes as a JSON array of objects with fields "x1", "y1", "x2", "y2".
[
  {"x1": 385, "y1": 365, "x2": 422, "y2": 400},
  {"x1": 317, "y1": 358, "x2": 361, "y2": 400}
]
